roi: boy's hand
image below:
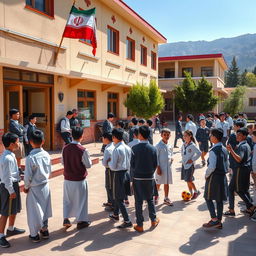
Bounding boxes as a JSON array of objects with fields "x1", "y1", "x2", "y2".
[
  {"x1": 157, "y1": 167, "x2": 162, "y2": 175},
  {"x1": 9, "y1": 192, "x2": 16, "y2": 199},
  {"x1": 23, "y1": 188, "x2": 29, "y2": 194},
  {"x1": 186, "y1": 159, "x2": 193, "y2": 164},
  {"x1": 226, "y1": 144, "x2": 232, "y2": 152}
]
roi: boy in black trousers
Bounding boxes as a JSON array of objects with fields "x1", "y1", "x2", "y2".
[{"x1": 174, "y1": 115, "x2": 183, "y2": 148}]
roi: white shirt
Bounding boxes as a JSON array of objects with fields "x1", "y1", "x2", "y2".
[
  {"x1": 181, "y1": 142, "x2": 201, "y2": 169},
  {"x1": 216, "y1": 121, "x2": 229, "y2": 137},
  {"x1": 226, "y1": 116, "x2": 233, "y2": 128},
  {"x1": 213, "y1": 118, "x2": 220, "y2": 128},
  {"x1": 128, "y1": 139, "x2": 140, "y2": 148},
  {"x1": 61, "y1": 117, "x2": 71, "y2": 133},
  {"x1": 185, "y1": 121, "x2": 197, "y2": 137},
  {"x1": 102, "y1": 142, "x2": 115, "y2": 168}
]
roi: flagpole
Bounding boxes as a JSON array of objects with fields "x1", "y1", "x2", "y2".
[{"x1": 54, "y1": 0, "x2": 76, "y2": 65}]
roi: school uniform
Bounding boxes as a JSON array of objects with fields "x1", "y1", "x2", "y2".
[
  {"x1": 252, "y1": 144, "x2": 256, "y2": 204},
  {"x1": 216, "y1": 121, "x2": 229, "y2": 146},
  {"x1": 129, "y1": 125, "x2": 139, "y2": 142},
  {"x1": 128, "y1": 139, "x2": 140, "y2": 149},
  {"x1": 206, "y1": 119, "x2": 213, "y2": 129},
  {"x1": 102, "y1": 142, "x2": 115, "y2": 205},
  {"x1": 60, "y1": 117, "x2": 72, "y2": 144},
  {"x1": 109, "y1": 141, "x2": 131, "y2": 222},
  {"x1": 196, "y1": 127, "x2": 210, "y2": 152},
  {"x1": 24, "y1": 122, "x2": 36, "y2": 155},
  {"x1": 131, "y1": 141, "x2": 158, "y2": 227},
  {"x1": 181, "y1": 142, "x2": 201, "y2": 182},
  {"x1": 155, "y1": 140, "x2": 173, "y2": 185},
  {"x1": 0, "y1": 150, "x2": 21, "y2": 216},
  {"x1": 69, "y1": 117, "x2": 79, "y2": 129},
  {"x1": 185, "y1": 121, "x2": 197, "y2": 137},
  {"x1": 62, "y1": 141, "x2": 92, "y2": 223},
  {"x1": 204, "y1": 143, "x2": 228, "y2": 221},
  {"x1": 174, "y1": 120, "x2": 183, "y2": 147},
  {"x1": 24, "y1": 148, "x2": 52, "y2": 237},
  {"x1": 123, "y1": 130, "x2": 129, "y2": 145},
  {"x1": 148, "y1": 127, "x2": 154, "y2": 145},
  {"x1": 226, "y1": 116, "x2": 234, "y2": 131}
]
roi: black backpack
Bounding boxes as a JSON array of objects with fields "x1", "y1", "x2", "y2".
[{"x1": 56, "y1": 117, "x2": 66, "y2": 133}]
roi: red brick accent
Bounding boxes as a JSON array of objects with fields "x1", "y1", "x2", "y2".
[{"x1": 0, "y1": 129, "x2": 5, "y2": 155}]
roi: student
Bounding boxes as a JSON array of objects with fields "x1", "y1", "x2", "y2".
[
  {"x1": 108, "y1": 128, "x2": 132, "y2": 229},
  {"x1": 101, "y1": 113, "x2": 114, "y2": 152},
  {"x1": 138, "y1": 119, "x2": 146, "y2": 126},
  {"x1": 226, "y1": 112, "x2": 233, "y2": 136},
  {"x1": 216, "y1": 113, "x2": 229, "y2": 146},
  {"x1": 251, "y1": 130, "x2": 256, "y2": 222},
  {"x1": 246, "y1": 124, "x2": 254, "y2": 150},
  {"x1": 213, "y1": 114, "x2": 220, "y2": 128},
  {"x1": 62, "y1": 127, "x2": 92, "y2": 229},
  {"x1": 146, "y1": 119, "x2": 154, "y2": 145},
  {"x1": 181, "y1": 130, "x2": 201, "y2": 199},
  {"x1": 203, "y1": 129, "x2": 228, "y2": 229},
  {"x1": 174, "y1": 115, "x2": 183, "y2": 148},
  {"x1": 0, "y1": 133, "x2": 25, "y2": 248},
  {"x1": 206, "y1": 114, "x2": 213, "y2": 129},
  {"x1": 128, "y1": 128, "x2": 140, "y2": 148},
  {"x1": 23, "y1": 130, "x2": 52, "y2": 242},
  {"x1": 131, "y1": 126, "x2": 159, "y2": 232},
  {"x1": 129, "y1": 117, "x2": 139, "y2": 142},
  {"x1": 236, "y1": 113, "x2": 247, "y2": 126},
  {"x1": 117, "y1": 120, "x2": 129, "y2": 144},
  {"x1": 60, "y1": 111, "x2": 73, "y2": 145},
  {"x1": 196, "y1": 117, "x2": 210, "y2": 167},
  {"x1": 233, "y1": 114, "x2": 239, "y2": 125},
  {"x1": 24, "y1": 114, "x2": 37, "y2": 156},
  {"x1": 185, "y1": 114, "x2": 197, "y2": 137},
  {"x1": 70, "y1": 109, "x2": 80, "y2": 129},
  {"x1": 102, "y1": 133, "x2": 115, "y2": 210},
  {"x1": 224, "y1": 128, "x2": 256, "y2": 217},
  {"x1": 155, "y1": 128, "x2": 173, "y2": 206},
  {"x1": 9, "y1": 108, "x2": 25, "y2": 168},
  {"x1": 153, "y1": 115, "x2": 161, "y2": 134}
]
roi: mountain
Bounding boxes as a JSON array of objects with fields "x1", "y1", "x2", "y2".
[{"x1": 158, "y1": 33, "x2": 256, "y2": 72}]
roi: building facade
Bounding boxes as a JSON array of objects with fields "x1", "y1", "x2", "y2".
[
  {"x1": 158, "y1": 54, "x2": 228, "y2": 121},
  {"x1": 0, "y1": 0, "x2": 166, "y2": 152}
]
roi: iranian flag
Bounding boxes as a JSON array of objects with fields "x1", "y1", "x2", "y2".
[{"x1": 63, "y1": 6, "x2": 97, "y2": 55}]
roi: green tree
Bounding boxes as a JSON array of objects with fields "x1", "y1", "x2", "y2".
[
  {"x1": 124, "y1": 80, "x2": 164, "y2": 119},
  {"x1": 253, "y1": 66, "x2": 256, "y2": 75},
  {"x1": 223, "y1": 86, "x2": 246, "y2": 116},
  {"x1": 225, "y1": 56, "x2": 240, "y2": 87},
  {"x1": 244, "y1": 72, "x2": 256, "y2": 87},
  {"x1": 240, "y1": 69, "x2": 248, "y2": 85}
]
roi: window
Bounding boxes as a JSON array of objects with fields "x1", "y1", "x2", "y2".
[
  {"x1": 126, "y1": 37, "x2": 135, "y2": 61},
  {"x1": 151, "y1": 51, "x2": 157, "y2": 70},
  {"x1": 80, "y1": 39, "x2": 92, "y2": 46},
  {"x1": 77, "y1": 90, "x2": 96, "y2": 120},
  {"x1": 182, "y1": 67, "x2": 193, "y2": 77},
  {"x1": 201, "y1": 67, "x2": 213, "y2": 77},
  {"x1": 249, "y1": 98, "x2": 256, "y2": 107},
  {"x1": 108, "y1": 92, "x2": 119, "y2": 117},
  {"x1": 140, "y1": 45, "x2": 147, "y2": 66},
  {"x1": 164, "y1": 69, "x2": 175, "y2": 78},
  {"x1": 25, "y1": 0, "x2": 54, "y2": 17},
  {"x1": 107, "y1": 26, "x2": 119, "y2": 55}
]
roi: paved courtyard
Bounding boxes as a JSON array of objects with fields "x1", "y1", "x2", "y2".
[{"x1": 1, "y1": 130, "x2": 256, "y2": 256}]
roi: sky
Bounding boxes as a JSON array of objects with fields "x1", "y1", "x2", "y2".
[{"x1": 123, "y1": 0, "x2": 256, "y2": 43}]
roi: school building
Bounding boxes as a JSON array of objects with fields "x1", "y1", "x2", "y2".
[
  {"x1": 158, "y1": 54, "x2": 228, "y2": 121},
  {"x1": 0, "y1": 0, "x2": 166, "y2": 152}
]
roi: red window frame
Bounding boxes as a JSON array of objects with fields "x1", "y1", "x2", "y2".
[
  {"x1": 151, "y1": 51, "x2": 157, "y2": 70},
  {"x1": 25, "y1": 0, "x2": 54, "y2": 19},
  {"x1": 140, "y1": 45, "x2": 147, "y2": 66},
  {"x1": 126, "y1": 37, "x2": 135, "y2": 61},
  {"x1": 107, "y1": 25, "x2": 119, "y2": 55}
]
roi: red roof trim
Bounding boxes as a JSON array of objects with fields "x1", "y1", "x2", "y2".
[
  {"x1": 159, "y1": 54, "x2": 223, "y2": 61},
  {"x1": 115, "y1": 0, "x2": 167, "y2": 42}
]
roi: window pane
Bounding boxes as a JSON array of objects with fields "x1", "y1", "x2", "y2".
[
  {"x1": 3, "y1": 68, "x2": 20, "y2": 80},
  {"x1": 164, "y1": 69, "x2": 175, "y2": 78},
  {"x1": 78, "y1": 91, "x2": 85, "y2": 98},
  {"x1": 113, "y1": 102, "x2": 117, "y2": 116},
  {"x1": 113, "y1": 31, "x2": 117, "y2": 53},
  {"x1": 78, "y1": 101, "x2": 85, "y2": 108},
  {"x1": 108, "y1": 102, "x2": 111, "y2": 113},
  {"x1": 182, "y1": 68, "x2": 193, "y2": 77},
  {"x1": 87, "y1": 101, "x2": 95, "y2": 119},
  {"x1": 35, "y1": 0, "x2": 46, "y2": 12},
  {"x1": 21, "y1": 71, "x2": 37, "y2": 82},
  {"x1": 201, "y1": 67, "x2": 213, "y2": 77},
  {"x1": 38, "y1": 73, "x2": 53, "y2": 84},
  {"x1": 26, "y1": 0, "x2": 32, "y2": 5},
  {"x1": 9, "y1": 91, "x2": 20, "y2": 110},
  {"x1": 86, "y1": 91, "x2": 95, "y2": 98}
]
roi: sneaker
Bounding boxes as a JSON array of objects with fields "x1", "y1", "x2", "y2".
[
  {"x1": 102, "y1": 202, "x2": 112, "y2": 207},
  {"x1": 223, "y1": 210, "x2": 235, "y2": 217},
  {"x1": 109, "y1": 214, "x2": 119, "y2": 221},
  {"x1": 202, "y1": 220, "x2": 222, "y2": 229},
  {"x1": 117, "y1": 221, "x2": 133, "y2": 229},
  {"x1": 77, "y1": 221, "x2": 91, "y2": 230},
  {"x1": 29, "y1": 234, "x2": 40, "y2": 243},
  {"x1": 191, "y1": 191, "x2": 201, "y2": 200},
  {"x1": 6, "y1": 227, "x2": 25, "y2": 237},
  {"x1": 174, "y1": 146, "x2": 179, "y2": 148},
  {"x1": 151, "y1": 218, "x2": 160, "y2": 228},
  {"x1": 133, "y1": 224, "x2": 144, "y2": 232},
  {"x1": 0, "y1": 236, "x2": 10, "y2": 248},
  {"x1": 40, "y1": 229, "x2": 49, "y2": 239},
  {"x1": 63, "y1": 218, "x2": 72, "y2": 228},
  {"x1": 164, "y1": 198, "x2": 173, "y2": 206}
]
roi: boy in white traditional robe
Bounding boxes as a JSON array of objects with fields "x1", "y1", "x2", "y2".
[{"x1": 24, "y1": 130, "x2": 52, "y2": 243}]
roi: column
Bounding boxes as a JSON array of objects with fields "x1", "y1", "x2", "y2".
[{"x1": 175, "y1": 61, "x2": 179, "y2": 78}]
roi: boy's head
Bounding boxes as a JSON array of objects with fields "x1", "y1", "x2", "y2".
[
  {"x1": 117, "y1": 120, "x2": 125, "y2": 129},
  {"x1": 247, "y1": 124, "x2": 254, "y2": 134},
  {"x1": 219, "y1": 112, "x2": 225, "y2": 122},
  {"x1": 133, "y1": 127, "x2": 139, "y2": 139},
  {"x1": 207, "y1": 114, "x2": 212, "y2": 119},
  {"x1": 200, "y1": 118, "x2": 206, "y2": 127},
  {"x1": 210, "y1": 128, "x2": 223, "y2": 144},
  {"x1": 131, "y1": 117, "x2": 138, "y2": 126},
  {"x1": 72, "y1": 127, "x2": 84, "y2": 141},
  {"x1": 146, "y1": 119, "x2": 153, "y2": 127},
  {"x1": 238, "y1": 113, "x2": 244, "y2": 119},
  {"x1": 72, "y1": 109, "x2": 78, "y2": 118},
  {"x1": 66, "y1": 111, "x2": 73, "y2": 119},
  {"x1": 28, "y1": 114, "x2": 37, "y2": 124},
  {"x1": 112, "y1": 128, "x2": 124, "y2": 144},
  {"x1": 214, "y1": 114, "x2": 219, "y2": 120},
  {"x1": 234, "y1": 121, "x2": 245, "y2": 132},
  {"x1": 233, "y1": 114, "x2": 238, "y2": 120},
  {"x1": 226, "y1": 112, "x2": 230, "y2": 117},
  {"x1": 102, "y1": 132, "x2": 112, "y2": 145},
  {"x1": 178, "y1": 115, "x2": 183, "y2": 121},
  {"x1": 186, "y1": 114, "x2": 194, "y2": 122},
  {"x1": 2, "y1": 132, "x2": 19, "y2": 151},
  {"x1": 30, "y1": 130, "x2": 45, "y2": 148},
  {"x1": 236, "y1": 128, "x2": 249, "y2": 142},
  {"x1": 138, "y1": 125, "x2": 150, "y2": 140},
  {"x1": 107, "y1": 112, "x2": 114, "y2": 121},
  {"x1": 138, "y1": 119, "x2": 146, "y2": 126},
  {"x1": 161, "y1": 128, "x2": 171, "y2": 142},
  {"x1": 9, "y1": 108, "x2": 20, "y2": 120}
]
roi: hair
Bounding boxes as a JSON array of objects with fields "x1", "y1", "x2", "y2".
[
  {"x1": 187, "y1": 114, "x2": 194, "y2": 121},
  {"x1": 107, "y1": 112, "x2": 114, "y2": 119},
  {"x1": 112, "y1": 128, "x2": 124, "y2": 141},
  {"x1": 252, "y1": 130, "x2": 256, "y2": 137},
  {"x1": 177, "y1": 114, "x2": 183, "y2": 119},
  {"x1": 133, "y1": 127, "x2": 139, "y2": 137},
  {"x1": 67, "y1": 111, "x2": 73, "y2": 116},
  {"x1": 184, "y1": 130, "x2": 196, "y2": 143},
  {"x1": 138, "y1": 119, "x2": 146, "y2": 124},
  {"x1": 207, "y1": 114, "x2": 212, "y2": 118},
  {"x1": 161, "y1": 128, "x2": 171, "y2": 135},
  {"x1": 117, "y1": 120, "x2": 125, "y2": 129},
  {"x1": 219, "y1": 112, "x2": 225, "y2": 117},
  {"x1": 238, "y1": 112, "x2": 244, "y2": 117},
  {"x1": 30, "y1": 130, "x2": 44, "y2": 145},
  {"x1": 234, "y1": 114, "x2": 239, "y2": 119},
  {"x1": 247, "y1": 124, "x2": 253, "y2": 130},
  {"x1": 237, "y1": 128, "x2": 249, "y2": 137},
  {"x1": 102, "y1": 132, "x2": 112, "y2": 142},
  {"x1": 28, "y1": 114, "x2": 36, "y2": 121},
  {"x1": 226, "y1": 112, "x2": 230, "y2": 115},
  {"x1": 234, "y1": 121, "x2": 245, "y2": 128},
  {"x1": 72, "y1": 109, "x2": 78, "y2": 113},
  {"x1": 211, "y1": 128, "x2": 223, "y2": 141},
  {"x1": 131, "y1": 117, "x2": 138, "y2": 125},
  {"x1": 2, "y1": 132, "x2": 19, "y2": 148},
  {"x1": 147, "y1": 119, "x2": 153, "y2": 127},
  {"x1": 139, "y1": 125, "x2": 150, "y2": 139},
  {"x1": 72, "y1": 127, "x2": 84, "y2": 140},
  {"x1": 214, "y1": 114, "x2": 219, "y2": 118},
  {"x1": 9, "y1": 108, "x2": 19, "y2": 117}
]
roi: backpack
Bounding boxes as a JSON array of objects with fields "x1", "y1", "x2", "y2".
[{"x1": 56, "y1": 117, "x2": 66, "y2": 133}]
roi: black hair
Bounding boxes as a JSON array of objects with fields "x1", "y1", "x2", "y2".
[
  {"x1": 72, "y1": 109, "x2": 78, "y2": 113},
  {"x1": 133, "y1": 127, "x2": 139, "y2": 137},
  {"x1": 30, "y1": 130, "x2": 44, "y2": 145},
  {"x1": 67, "y1": 111, "x2": 73, "y2": 116},
  {"x1": 131, "y1": 117, "x2": 138, "y2": 125},
  {"x1": 138, "y1": 119, "x2": 146, "y2": 124},
  {"x1": 139, "y1": 125, "x2": 150, "y2": 139},
  {"x1": 177, "y1": 115, "x2": 183, "y2": 119},
  {"x1": 72, "y1": 127, "x2": 84, "y2": 140},
  {"x1": 9, "y1": 108, "x2": 19, "y2": 117},
  {"x1": 28, "y1": 114, "x2": 36, "y2": 121},
  {"x1": 147, "y1": 119, "x2": 153, "y2": 127},
  {"x1": 211, "y1": 128, "x2": 223, "y2": 141},
  {"x1": 207, "y1": 114, "x2": 212, "y2": 118},
  {"x1": 102, "y1": 132, "x2": 112, "y2": 142},
  {"x1": 214, "y1": 114, "x2": 219, "y2": 118},
  {"x1": 117, "y1": 120, "x2": 125, "y2": 128},
  {"x1": 238, "y1": 113, "x2": 244, "y2": 117},
  {"x1": 184, "y1": 130, "x2": 196, "y2": 143},
  {"x1": 219, "y1": 112, "x2": 225, "y2": 117},
  {"x1": 2, "y1": 132, "x2": 19, "y2": 148},
  {"x1": 237, "y1": 128, "x2": 249, "y2": 137},
  {"x1": 234, "y1": 121, "x2": 245, "y2": 128},
  {"x1": 187, "y1": 114, "x2": 194, "y2": 121},
  {"x1": 234, "y1": 114, "x2": 239, "y2": 119},
  {"x1": 108, "y1": 112, "x2": 114, "y2": 119},
  {"x1": 112, "y1": 128, "x2": 124, "y2": 141}
]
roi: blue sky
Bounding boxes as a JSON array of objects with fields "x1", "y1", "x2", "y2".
[{"x1": 124, "y1": 0, "x2": 256, "y2": 43}]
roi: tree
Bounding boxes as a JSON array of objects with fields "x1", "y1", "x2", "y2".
[
  {"x1": 253, "y1": 66, "x2": 256, "y2": 75},
  {"x1": 225, "y1": 56, "x2": 240, "y2": 87},
  {"x1": 240, "y1": 69, "x2": 248, "y2": 85},
  {"x1": 244, "y1": 72, "x2": 256, "y2": 87},
  {"x1": 223, "y1": 86, "x2": 246, "y2": 116},
  {"x1": 124, "y1": 80, "x2": 164, "y2": 119}
]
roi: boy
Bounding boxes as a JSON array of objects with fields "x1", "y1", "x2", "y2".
[
  {"x1": 174, "y1": 115, "x2": 183, "y2": 148},
  {"x1": 203, "y1": 129, "x2": 228, "y2": 229},
  {"x1": 131, "y1": 126, "x2": 159, "y2": 232},
  {"x1": 102, "y1": 133, "x2": 115, "y2": 210},
  {"x1": 128, "y1": 128, "x2": 140, "y2": 149},
  {"x1": 62, "y1": 127, "x2": 92, "y2": 229},
  {"x1": 216, "y1": 113, "x2": 229, "y2": 146},
  {"x1": 24, "y1": 114, "x2": 37, "y2": 156},
  {"x1": 138, "y1": 119, "x2": 146, "y2": 126},
  {"x1": 0, "y1": 133, "x2": 25, "y2": 248},
  {"x1": 155, "y1": 128, "x2": 173, "y2": 206},
  {"x1": 196, "y1": 118, "x2": 210, "y2": 167},
  {"x1": 185, "y1": 114, "x2": 197, "y2": 137},
  {"x1": 154, "y1": 115, "x2": 161, "y2": 134},
  {"x1": 108, "y1": 128, "x2": 132, "y2": 229},
  {"x1": 24, "y1": 130, "x2": 52, "y2": 242},
  {"x1": 60, "y1": 111, "x2": 73, "y2": 145},
  {"x1": 129, "y1": 117, "x2": 139, "y2": 142},
  {"x1": 146, "y1": 119, "x2": 154, "y2": 145},
  {"x1": 117, "y1": 120, "x2": 129, "y2": 144}
]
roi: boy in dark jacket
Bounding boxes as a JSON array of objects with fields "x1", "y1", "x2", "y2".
[{"x1": 174, "y1": 115, "x2": 183, "y2": 148}]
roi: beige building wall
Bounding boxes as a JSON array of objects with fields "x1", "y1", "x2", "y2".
[{"x1": 0, "y1": 66, "x2": 3, "y2": 129}]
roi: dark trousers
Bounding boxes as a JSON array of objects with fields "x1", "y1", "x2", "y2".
[
  {"x1": 206, "y1": 199, "x2": 223, "y2": 221},
  {"x1": 221, "y1": 137, "x2": 227, "y2": 147},
  {"x1": 113, "y1": 199, "x2": 130, "y2": 222},
  {"x1": 105, "y1": 169, "x2": 113, "y2": 205},
  {"x1": 174, "y1": 133, "x2": 183, "y2": 147},
  {"x1": 135, "y1": 198, "x2": 156, "y2": 227},
  {"x1": 61, "y1": 132, "x2": 72, "y2": 144},
  {"x1": 153, "y1": 125, "x2": 161, "y2": 133}
]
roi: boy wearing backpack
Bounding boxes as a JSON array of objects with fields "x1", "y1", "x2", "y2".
[{"x1": 57, "y1": 111, "x2": 73, "y2": 145}]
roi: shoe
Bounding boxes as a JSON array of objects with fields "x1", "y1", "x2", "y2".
[
  {"x1": 6, "y1": 227, "x2": 25, "y2": 237},
  {"x1": 223, "y1": 210, "x2": 235, "y2": 217},
  {"x1": 164, "y1": 198, "x2": 173, "y2": 206},
  {"x1": 29, "y1": 234, "x2": 40, "y2": 243},
  {"x1": 40, "y1": 229, "x2": 49, "y2": 239},
  {"x1": 117, "y1": 221, "x2": 133, "y2": 229},
  {"x1": 63, "y1": 218, "x2": 72, "y2": 228},
  {"x1": 0, "y1": 236, "x2": 10, "y2": 248},
  {"x1": 191, "y1": 191, "x2": 201, "y2": 200},
  {"x1": 103, "y1": 202, "x2": 112, "y2": 207},
  {"x1": 174, "y1": 146, "x2": 179, "y2": 148},
  {"x1": 202, "y1": 220, "x2": 222, "y2": 229},
  {"x1": 151, "y1": 218, "x2": 160, "y2": 228},
  {"x1": 154, "y1": 196, "x2": 159, "y2": 205},
  {"x1": 133, "y1": 224, "x2": 144, "y2": 232},
  {"x1": 109, "y1": 214, "x2": 119, "y2": 221},
  {"x1": 77, "y1": 221, "x2": 91, "y2": 230},
  {"x1": 104, "y1": 206, "x2": 114, "y2": 212}
]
